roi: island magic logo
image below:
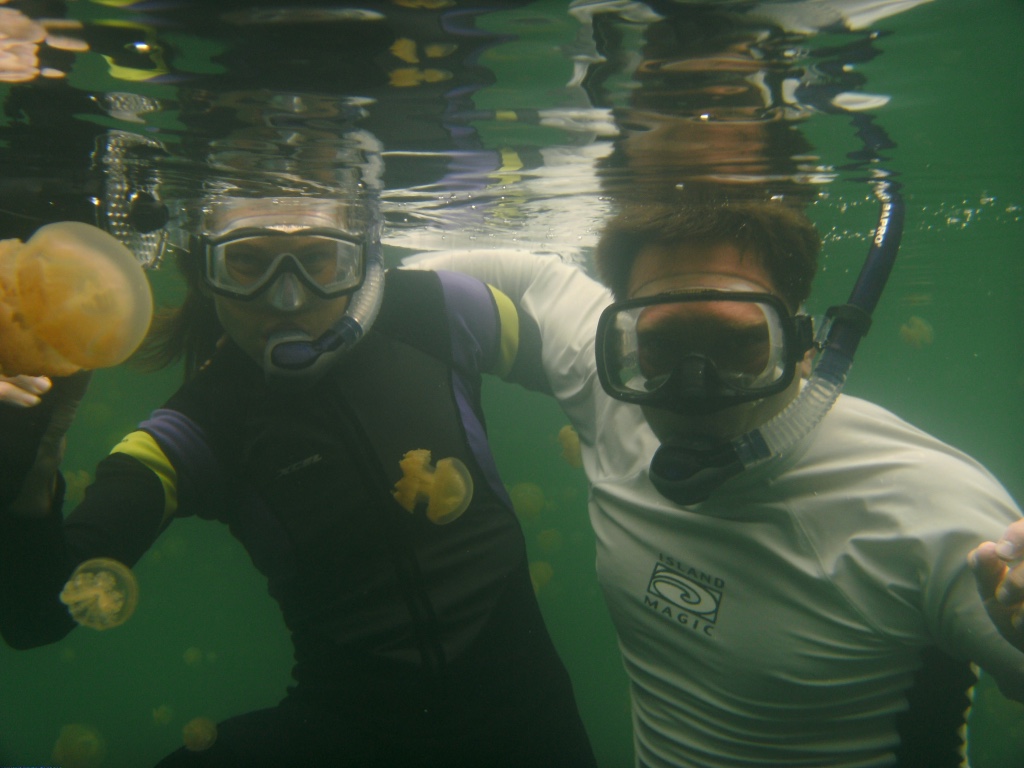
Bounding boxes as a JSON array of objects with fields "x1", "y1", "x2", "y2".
[{"x1": 644, "y1": 555, "x2": 724, "y2": 637}]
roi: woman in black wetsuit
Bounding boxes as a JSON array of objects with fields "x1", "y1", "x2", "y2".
[{"x1": 0, "y1": 171, "x2": 597, "y2": 767}]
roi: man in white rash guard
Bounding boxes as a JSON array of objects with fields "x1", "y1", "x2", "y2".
[{"x1": 405, "y1": 199, "x2": 1024, "y2": 768}]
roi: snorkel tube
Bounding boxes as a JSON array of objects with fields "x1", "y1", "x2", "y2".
[
  {"x1": 650, "y1": 179, "x2": 904, "y2": 504},
  {"x1": 264, "y1": 234, "x2": 385, "y2": 385},
  {"x1": 732, "y1": 178, "x2": 903, "y2": 465}
]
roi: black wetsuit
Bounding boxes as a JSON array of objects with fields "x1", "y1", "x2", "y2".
[{"x1": 0, "y1": 269, "x2": 595, "y2": 767}]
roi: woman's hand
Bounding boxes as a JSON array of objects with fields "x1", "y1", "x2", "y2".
[
  {"x1": 0, "y1": 372, "x2": 90, "y2": 517},
  {"x1": 0, "y1": 374, "x2": 52, "y2": 408}
]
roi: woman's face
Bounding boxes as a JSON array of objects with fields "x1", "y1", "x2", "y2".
[{"x1": 212, "y1": 274, "x2": 351, "y2": 364}]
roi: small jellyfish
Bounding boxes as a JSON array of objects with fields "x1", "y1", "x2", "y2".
[
  {"x1": 182, "y1": 717, "x2": 218, "y2": 752},
  {"x1": 51, "y1": 723, "x2": 106, "y2": 768},
  {"x1": 153, "y1": 704, "x2": 175, "y2": 726},
  {"x1": 508, "y1": 482, "x2": 546, "y2": 522},
  {"x1": 899, "y1": 315, "x2": 934, "y2": 349},
  {"x1": 183, "y1": 646, "x2": 204, "y2": 667},
  {"x1": 0, "y1": 221, "x2": 153, "y2": 376},
  {"x1": 536, "y1": 528, "x2": 563, "y2": 554},
  {"x1": 63, "y1": 469, "x2": 92, "y2": 505},
  {"x1": 59, "y1": 557, "x2": 138, "y2": 631},
  {"x1": 529, "y1": 561, "x2": 554, "y2": 593},
  {"x1": 557, "y1": 425, "x2": 583, "y2": 469},
  {"x1": 393, "y1": 449, "x2": 474, "y2": 525}
]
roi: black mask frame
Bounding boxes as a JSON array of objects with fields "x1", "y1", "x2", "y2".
[{"x1": 595, "y1": 290, "x2": 816, "y2": 414}]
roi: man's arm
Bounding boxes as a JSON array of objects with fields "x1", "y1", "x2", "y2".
[
  {"x1": 402, "y1": 249, "x2": 565, "y2": 306},
  {"x1": 401, "y1": 249, "x2": 613, "y2": 397}
]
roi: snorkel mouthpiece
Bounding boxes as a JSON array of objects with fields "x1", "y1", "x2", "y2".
[
  {"x1": 649, "y1": 438, "x2": 750, "y2": 506},
  {"x1": 263, "y1": 244, "x2": 384, "y2": 388},
  {"x1": 267, "y1": 318, "x2": 362, "y2": 371}
]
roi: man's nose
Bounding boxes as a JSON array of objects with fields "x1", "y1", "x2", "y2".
[{"x1": 265, "y1": 272, "x2": 309, "y2": 312}]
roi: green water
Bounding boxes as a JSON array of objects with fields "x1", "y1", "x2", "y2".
[{"x1": 1, "y1": 0, "x2": 1022, "y2": 766}]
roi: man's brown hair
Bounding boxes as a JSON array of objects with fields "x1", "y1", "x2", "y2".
[{"x1": 593, "y1": 200, "x2": 820, "y2": 309}]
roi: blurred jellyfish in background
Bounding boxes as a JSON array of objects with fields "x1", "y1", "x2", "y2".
[
  {"x1": 557, "y1": 425, "x2": 583, "y2": 469},
  {"x1": 529, "y1": 561, "x2": 555, "y2": 593},
  {"x1": 0, "y1": 221, "x2": 153, "y2": 376},
  {"x1": 899, "y1": 315, "x2": 935, "y2": 349},
  {"x1": 182, "y1": 716, "x2": 218, "y2": 752},
  {"x1": 182, "y1": 645, "x2": 217, "y2": 667},
  {"x1": 59, "y1": 557, "x2": 139, "y2": 631},
  {"x1": 508, "y1": 481, "x2": 547, "y2": 523},
  {"x1": 536, "y1": 528, "x2": 564, "y2": 555},
  {"x1": 63, "y1": 469, "x2": 93, "y2": 506},
  {"x1": 51, "y1": 723, "x2": 106, "y2": 768},
  {"x1": 152, "y1": 704, "x2": 175, "y2": 726}
]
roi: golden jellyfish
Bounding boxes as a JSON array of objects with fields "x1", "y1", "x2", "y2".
[
  {"x1": 183, "y1": 646, "x2": 205, "y2": 667},
  {"x1": 51, "y1": 723, "x2": 106, "y2": 768},
  {"x1": 0, "y1": 221, "x2": 153, "y2": 376},
  {"x1": 182, "y1": 717, "x2": 218, "y2": 752},
  {"x1": 508, "y1": 482, "x2": 545, "y2": 522},
  {"x1": 529, "y1": 561, "x2": 554, "y2": 593},
  {"x1": 59, "y1": 557, "x2": 139, "y2": 630},
  {"x1": 152, "y1": 704, "x2": 175, "y2": 726},
  {"x1": 899, "y1": 315, "x2": 934, "y2": 350},
  {"x1": 557, "y1": 425, "x2": 583, "y2": 469},
  {"x1": 393, "y1": 449, "x2": 474, "y2": 525}
]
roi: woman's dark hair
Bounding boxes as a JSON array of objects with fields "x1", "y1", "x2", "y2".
[
  {"x1": 593, "y1": 199, "x2": 820, "y2": 309},
  {"x1": 130, "y1": 246, "x2": 222, "y2": 378}
]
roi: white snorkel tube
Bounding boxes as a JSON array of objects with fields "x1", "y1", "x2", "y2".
[
  {"x1": 264, "y1": 229, "x2": 385, "y2": 384},
  {"x1": 735, "y1": 178, "x2": 903, "y2": 464},
  {"x1": 649, "y1": 178, "x2": 905, "y2": 504}
]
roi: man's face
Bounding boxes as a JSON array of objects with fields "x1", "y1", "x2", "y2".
[
  {"x1": 627, "y1": 240, "x2": 801, "y2": 444},
  {"x1": 210, "y1": 235, "x2": 352, "y2": 364}
]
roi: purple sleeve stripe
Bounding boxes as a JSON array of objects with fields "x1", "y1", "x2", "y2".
[{"x1": 139, "y1": 409, "x2": 222, "y2": 513}]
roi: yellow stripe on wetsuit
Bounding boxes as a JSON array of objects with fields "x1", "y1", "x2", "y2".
[
  {"x1": 110, "y1": 431, "x2": 178, "y2": 524},
  {"x1": 487, "y1": 285, "x2": 519, "y2": 379}
]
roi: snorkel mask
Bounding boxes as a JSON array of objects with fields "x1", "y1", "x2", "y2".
[
  {"x1": 596, "y1": 288, "x2": 815, "y2": 414},
  {"x1": 196, "y1": 194, "x2": 385, "y2": 386}
]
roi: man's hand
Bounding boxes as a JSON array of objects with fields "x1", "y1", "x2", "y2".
[{"x1": 970, "y1": 520, "x2": 1024, "y2": 653}]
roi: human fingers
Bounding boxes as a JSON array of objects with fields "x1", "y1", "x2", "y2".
[
  {"x1": 991, "y1": 520, "x2": 1024, "y2": 608},
  {"x1": 969, "y1": 541, "x2": 1008, "y2": 602},
  {"x1": 994, "y1": 519, "x2": 1024, "y2": 563},
  {"x1": 0, "y1": 375, "x2": 52, "y2": 407},
  {"x1": 996, "y1": 557, "x2": 1024, "y2": 613}
]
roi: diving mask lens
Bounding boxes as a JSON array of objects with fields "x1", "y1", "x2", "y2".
[
  {"x1": 596, "y1": 291, "x2": 806, "y2": 409},
  {"x1": 206, "y1": 229, "x2": 364, "y2": 300}
]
